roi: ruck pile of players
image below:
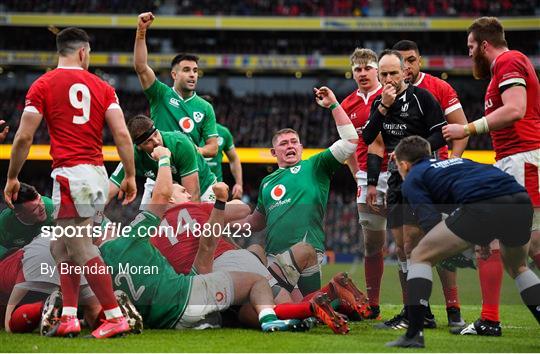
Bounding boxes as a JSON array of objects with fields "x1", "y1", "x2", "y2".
[{"x1": 0, "y1": 14, "x2": 538, "y2": 348}]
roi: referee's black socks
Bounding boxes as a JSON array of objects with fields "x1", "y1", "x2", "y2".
[
  {"x1": 405, "y1": 263, "x2": 433, "y2": 338},
  {"x1": 515, "y1": 269, "x2": 540, "y2": 324}
]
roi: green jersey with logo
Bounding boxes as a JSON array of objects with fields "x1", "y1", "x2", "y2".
[
  {"x1": 100, "y1": 210, "x2": 193, "y2": 329},
  {"x1": 110, "y1": 131, "x2": 216, "y2": 194},
  {"x1": 0, "y1": 196, "x2": 54, "y2": 258},
  {"x1": 205, "y1": 123, "x2": 234, "y2": 182},
  {"x1": 256, "y1": 149, "x2": 342, "y2": 254},
  {"x1": 144, "y1": 79, "x2": 218, "y2": 145}
]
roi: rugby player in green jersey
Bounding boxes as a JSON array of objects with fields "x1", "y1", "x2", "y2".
[
  {"x1": 134, "y1": 12, "x2": 219, "y2": 208},
  {"x1": 133, "y1": 12, "x2": 217, "y2": 156},
  {"x1": 239, "y1": 86, "x2": 359, "y2": 297},
  {"x1": 99, "y1": 145, "x2": 301, "y2": 331},
  {"x1": 108, "y1": 115, "x2": 217, "y2": 203},
  {"x1": 0, "y1": 183, "x2": 54, "y2": 259}
]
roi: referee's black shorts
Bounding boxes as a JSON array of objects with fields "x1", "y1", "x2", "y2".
[
  {"x1": 386, "y1": 171, "x2": 417, "y2": 229},
  {"x1": 445, "y1": 192, "x2": 533, "y2": 247}
]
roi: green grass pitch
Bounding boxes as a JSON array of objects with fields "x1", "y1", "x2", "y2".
[{"x1": 1, "y1": 264, "x2": 538, "y2": 352}]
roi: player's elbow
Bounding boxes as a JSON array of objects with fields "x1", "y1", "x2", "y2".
[{"x1": 13, "y1": 131, "x2": 33, "y2": 146}]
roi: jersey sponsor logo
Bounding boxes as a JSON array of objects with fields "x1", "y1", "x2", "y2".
[
  {"x1": 169, "y1": 97, "x2": 180, "y2": 107},
  {"x1": 350, "y1": 112, "x2": 357, "y2": 120},
  {"x1": 217, "y1": 136, "x2": 224, "y2": 146},
  {"x1": 193, "y1": 111, "x2": 205, "y2": 123},
  {"x1": 290, "y1": 166, "x2": 301, "y2": 174},
  {"x1": 179, "y1": 117, "x2": 194, "y2": 133},
  {"x1": 401, "y1": 103, "x2": 409, "y2": 112},
  {"x1": 431, "y1": 158, "x2": 464, "y2": 169},
  {"x1": 484, "y1": 98, "x2": 493, "y2": 110},
  {"x1": 270, "y1": 184, "x2": 286, "y2": 200},
  {"x1": 382, "y1": 123, "x2": 407, "y2": 136}
]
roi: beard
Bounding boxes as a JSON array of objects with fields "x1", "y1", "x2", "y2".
[{"x1": 472, "y1": 47, "x2": 491, "y2": 80}]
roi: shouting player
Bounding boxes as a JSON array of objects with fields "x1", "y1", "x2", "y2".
[
  {"x1": 239, "y1": 86, "x2": 359, "y2": 296},
  {"x1": 4, "y1": 27, "x2": 137, "y2": 338},
  {"x1": 443, "y1": 17, "x2": 540, "y2": 335}
]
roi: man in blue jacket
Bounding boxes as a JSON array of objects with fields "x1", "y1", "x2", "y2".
[{"x1": 386, "y1": 136, "x2": 540, "y2": 348}]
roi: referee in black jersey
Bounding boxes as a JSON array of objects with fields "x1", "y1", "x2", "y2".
[{"x1": 362, "y1": 49, "x2": 447, "y2": 329}]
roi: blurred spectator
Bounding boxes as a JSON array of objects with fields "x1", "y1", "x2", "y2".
[{"x1": 1, "y1": 0, "x2": 536, "y2": 16}]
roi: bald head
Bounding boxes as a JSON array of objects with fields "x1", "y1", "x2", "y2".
[{"x1": 378, "y1": 50, "x2": 406, "y2": 91}]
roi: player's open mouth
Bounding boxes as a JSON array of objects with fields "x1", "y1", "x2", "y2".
[{"x1": 286, "y1": 150, "x2": 296, "y2": 157}]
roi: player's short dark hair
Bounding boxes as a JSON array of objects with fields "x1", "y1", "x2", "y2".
[
  {"x1": 13, "y1": 183, "x2": 40, "y2": 206},
  {"x1": 468, "y1": 17, "x2": 507, "y2": 48},
  {"x1": 171, "y1": 53, "x2": 199, "y2": 70},
  {"x1": 378, "y1": 49, "x2": 404, "y2": 69},
  {"x1": 392, "y1": 40, "x2": 420, "y2": 54},
  {"x1": 56, "y1": 27, "x2": 90, "y2": 56},
  {"x1": 272, "y1": 128, "x2": 299, "y2": 146},
  {"x1": 127, "y1": 114, "x2": 154, "y2": 141},
  {"x1": 394, "y1": 136, "x2": 432, "y2": 164}
]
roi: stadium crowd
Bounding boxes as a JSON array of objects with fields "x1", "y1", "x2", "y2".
[
  {"x1": 1, "y1": 0, "x2": 537, "y2": 16},
  {"x1": 0, "y1": 88, "x2": 492, "y2": 150}
]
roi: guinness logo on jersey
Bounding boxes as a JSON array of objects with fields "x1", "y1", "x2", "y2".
[
  {"x1": 193, "y1": 111, "x2": 205, "y2": 123},
  {"x1": 169, "y1": 98, "x2": 180, "y2": 107},
  {"x1": 270, "y1": 184, "x2": 286, "y2": 200},
  {"x1": 290, "y1": 166, "x2": 301, "y2": 174},
  {"x1": 179, "y1": 117, "x2": 194, "y2": 133}
]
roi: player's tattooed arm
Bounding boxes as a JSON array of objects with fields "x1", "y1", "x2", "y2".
[{"x1": 134, "y1": 12, "x2": 157, "y2": 90}]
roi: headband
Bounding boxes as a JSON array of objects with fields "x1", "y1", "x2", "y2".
[{"x1": 134, "y1": 126, "x2": 157, "y2": 145}]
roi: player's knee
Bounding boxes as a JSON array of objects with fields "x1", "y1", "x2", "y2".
[
  {"x1": 290, "y1": 242, "x2": 317, "y2": 268},
  {"x1": 358, "y1": 212, "x2": 387, "y2": 232},
  {"x1": 363, "y1": 229, "x2": 386, "y2": 256}
]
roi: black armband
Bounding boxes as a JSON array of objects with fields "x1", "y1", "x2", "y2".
[
  {"x1": 367, "y1": 153, "x2": 383, "y2": 186},
  {"x1": 214, "y1": 200, "x2": 226, "y2": 210}
]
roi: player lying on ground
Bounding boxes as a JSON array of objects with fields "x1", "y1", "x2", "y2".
[
  {"x1": 150, "y1": 186, "x2": 370, "y2": 333},
  {"x1": 385, "y1": 136, "x2": 540, "y2": 348},
  {"x1": 237, "y1": 86, "x2": 359, "y2": 299},
  {"x1": 97, "y1": 146, "x2": 301, "y2": 332}
]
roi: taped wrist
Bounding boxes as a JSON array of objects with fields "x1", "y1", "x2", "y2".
[
  {"x1": 336, "y1": 123, "x2": 358, "y2": 140},
  {"x1": 465, "y1": 116, "x2": 489, "y2": 136},
  {"x1": 367, "y1": 153, "x2": 382, "y2": 186}
]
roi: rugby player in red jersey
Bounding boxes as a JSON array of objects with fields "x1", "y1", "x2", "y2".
[
  {"x1": 4, "y1": 27, "x2": 137, "y2": 338},
  {"x1": 443, "y1": 16, "x2": 540, "y2": 336}
]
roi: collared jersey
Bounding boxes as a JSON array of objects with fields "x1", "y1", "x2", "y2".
[
  {"x1": 110, "y1": 131, "x2": 216, "y2": 194},
  {"x1": 485, "y1": 50, "x2": 540, "y2": 160},
  {"x1": 151, "y1": 203, "x2": 237, "y2": 275},
  {"x1": 256, "y1": 149, "x2": 342, "y2": 254},
  {"x1": 341, "y1": 84, "x2": 388, "y2": 171},
  {"x1": 0, "y1": 196, "x2": 54, "y2": 258},
  {"x1": 364, "y1": 85, "x2": 447, "y2": 153},
  {"x1": 402, "y1": 158, "x2": 525, "y2": 233},
  {"x1": 24, "y1": 67, "x2": 120, "y2": 168},
  {"x1": 144, "y1": 79, "x2": 218, "y2": 145}
]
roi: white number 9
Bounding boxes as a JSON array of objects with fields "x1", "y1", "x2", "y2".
[{"x1": 69, "y1": 83, "x2": 91, "y2": 124}]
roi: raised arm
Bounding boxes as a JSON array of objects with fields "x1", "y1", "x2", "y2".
[
  {"x1": 192, "y1": 182, "x2": 229, "y2": 274},
  {"x1": 134, "y1": 12, "x2": 157, "y2": 90}
]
